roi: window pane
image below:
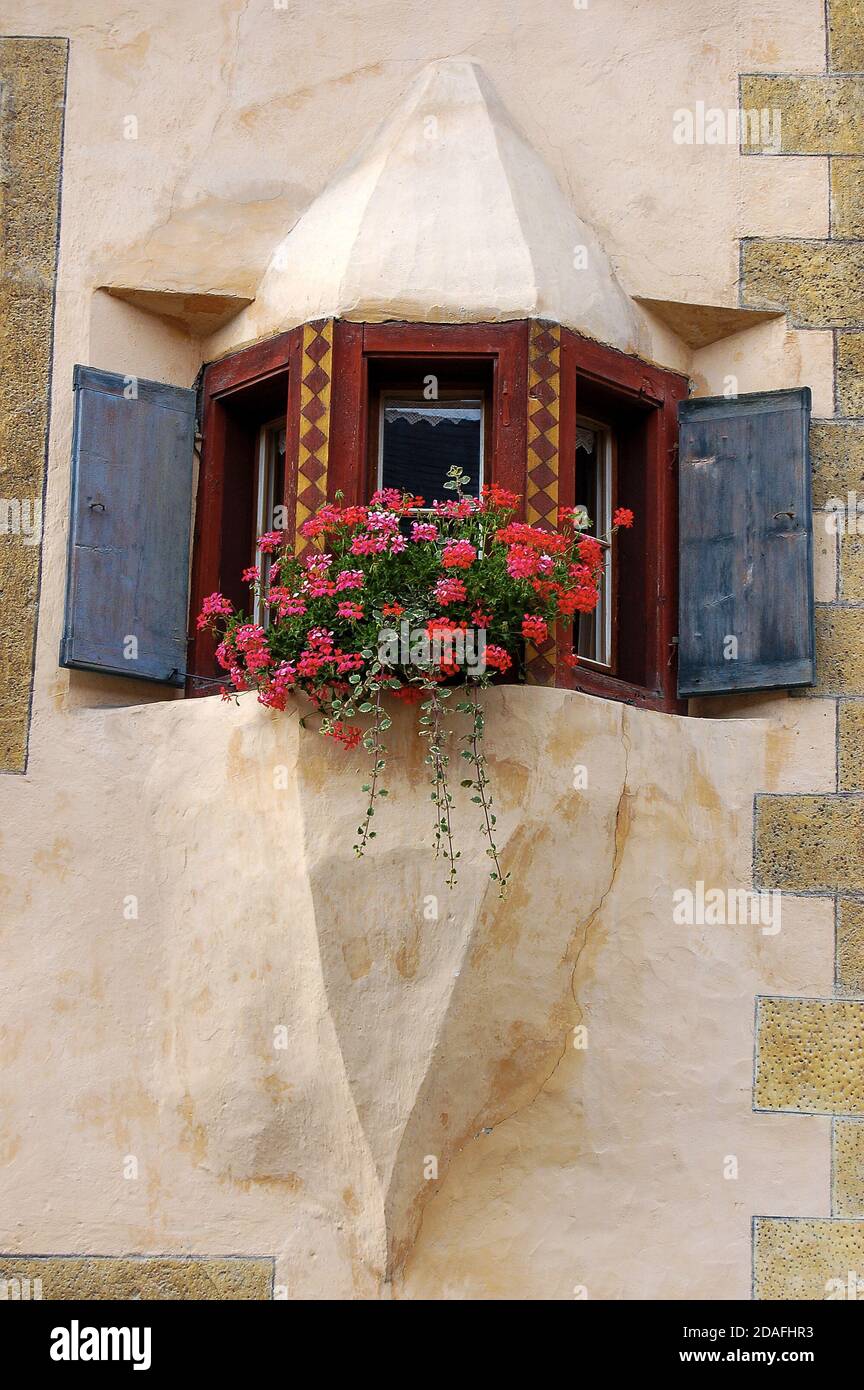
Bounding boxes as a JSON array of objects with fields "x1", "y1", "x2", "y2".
[
  {"x1": 575, "y1": 419, "x2": 611, "y2": 667},
  {"x1": 254, "y1": 419, "x2": 286, "y2": 628},
  {"x1": 269, "y1": 425, "x2": 286, "y2": 534},
  {"x1": 380, "y1": 397, "x2": 482, "y2": 501}
]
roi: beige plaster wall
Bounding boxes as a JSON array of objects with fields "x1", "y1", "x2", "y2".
[
  {"x1": 0, "y1": 686, "x2": 834, "y2": 1298},
  {"x1": 0, "y1": 0, "x2": 844, "y2": 1299},
  {"x1": 3, "y1": 0, "x2": 825, "y2": 318}
]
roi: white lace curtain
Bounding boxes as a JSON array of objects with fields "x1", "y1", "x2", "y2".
[{"x1": 384, "y1": 405, "x2": 482, "y2": 427}]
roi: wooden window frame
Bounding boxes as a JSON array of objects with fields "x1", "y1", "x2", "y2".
[
  {"x1": 328, "y1": 320, "x2": 529, "y2": 506},
  {"x1": 558, "y1": 329, "x2": 689, "y2": 713},
  {"x1": 187, "y1": 328, "x2": 297, "y2": 689},
  {"x1": 253, "y1": 415, "x2": 288, "y2": 628},
  {"x1": 573, "y1": 412, "x2": 615, "y2": 671},
  {"x1": 188, "y1": 319, "x2": 686, "y2": 710}
]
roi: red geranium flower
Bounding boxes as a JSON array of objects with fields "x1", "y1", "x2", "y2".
[
  {"x1": 441, "y1": 539, "x2": 477, "y2": 569},
  {"x1": 521, "y1": 614, "x2": 548, "y2": 643},
  {"x1": 484, "y1": 645, "x2": 512, "y2": 672},
  {"x1": 482, "y1": 482, "x2": 521, "y2": 510},
  {"x1": 329, "y1": 721, "x2": 362, "y2": 749},
  {"x1": 577, "y1": 536, "x2": 604, "y2": 570}
]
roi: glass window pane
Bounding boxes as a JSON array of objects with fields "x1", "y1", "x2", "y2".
[
  {"x1": 575, "y1": 418, "x2": 612, "y2": 667},
  {"x1": 380, "y1": 397, "x2": 483, "y2": 501},
  {"x1": 254, "y1": 419, "x2": 286, "y2": 628}
]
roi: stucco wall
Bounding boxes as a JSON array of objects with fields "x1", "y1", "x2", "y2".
[
  {"x1": 0, "y1": 0, "x2": 859, "y2": 1300},
  {"x1": 0, "y1": 684, "x2": 835, "y2": 1298}
]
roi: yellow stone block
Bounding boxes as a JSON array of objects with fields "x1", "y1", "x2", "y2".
[
  {"x1": 755, "y1": 792, "x2": 864, "y2": 890},
  {"x1": 834, "y1": 1119, "x2": 864, "y2": 1216},
  {"x1": 742, "y1": 240, "x2": 864, "y2": 328},
  {"x1": 755, "y1": 996, "x2": 864, "y2": 1115},
  {"x1": 837, "y1": 332, "x2": 864, "y2": 415},
  {"x1": 829, "y1": 0, "x2": 864, "y2": 73},
  {"x1": 839, "y1": 703, "x2": 864, "y2": 791},
  {"x1": 840, "y1": 531, "x2": 864, "y2": 598},
  {"x1": 0, "y1": 1255, "x2": 273, "y2": 1300},
  {"x1": 813, "y1": 606, "x2": 864, "y2": 696},
  {"x1": 741, "y1": 75, "x2": 864, "y2": 155},
  {"x1": 831, "y1": 157, "x2": 864, "y2": 236},
  {"x1": 838, "y1": 897, "x2": 864, "y2": 990},
  {"x1": 754, "y1": 1217, "x2": 864, "y2": 1299},
  {"x1": 0, "y1": 37, "x2": 66, "y2": 773},
  {"x1": 811, "y1": 421, "x2": 864, "y2": 507}
]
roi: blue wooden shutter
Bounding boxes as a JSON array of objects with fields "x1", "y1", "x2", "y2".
[
  {"x1": 677, "y1": 388, "x2": 814, "y2": 697},
  {"x1": 61, "y1": 366, "x2": 196, "y2": 685}
]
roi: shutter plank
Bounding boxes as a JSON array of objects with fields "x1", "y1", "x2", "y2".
[
  {"x1": 677, "y1": 388, "x2": 814, "y2": 697},
  {"x1": 62, "y1": 366, "x2": 196, "y2": 684}
]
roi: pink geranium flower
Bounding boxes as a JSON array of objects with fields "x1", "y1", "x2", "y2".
[
  {"x1": 434, "y1": 577, "x2": 467, "y2": 605},
  {"x1": 196, "y1": 592, "x2": 233, "y2": 630},
  {"x1": 257, "y1": 531, "x2": 284, "y2": 554}
]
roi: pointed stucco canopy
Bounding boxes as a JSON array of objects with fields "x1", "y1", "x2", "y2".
[{"x1": 253, "y1": 59, "x2": 644, "y2": 352}]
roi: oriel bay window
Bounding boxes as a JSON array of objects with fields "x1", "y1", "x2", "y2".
[
  {"x1": 62, "y1": 319, "x2": 815, "y2": 712},
  {"x1": 188, "y1": 322, "x2": 686, "y2": 704}
]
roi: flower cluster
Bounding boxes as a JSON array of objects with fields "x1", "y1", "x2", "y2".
[{"x1": 199, "y1": 471, "x2": 634, "y2": 895}]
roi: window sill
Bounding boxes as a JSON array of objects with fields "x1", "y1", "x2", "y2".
[{"x1": 557, "y1": 662, "x2": 684, "y2": 715}]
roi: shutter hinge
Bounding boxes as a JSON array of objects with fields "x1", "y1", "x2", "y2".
[{"x1": 193, "y1": 364, "x2": 205, "y2": 434}]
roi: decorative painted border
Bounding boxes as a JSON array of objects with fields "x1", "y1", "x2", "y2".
[
  {"x1": 293, "y1": 318, "x2": 334, "y2": 552},
  {"x1": 526, "y1": 320, "x2": 561, "y2": 527},
  {"x1": 525, "y1": 321, "x2": 561, "y2": 683}
]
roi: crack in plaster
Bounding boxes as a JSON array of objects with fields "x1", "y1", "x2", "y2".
[
  {"x1": 321, "y1": 768, "x2": 629, "y2": 1282},
  {"x1": 396, "y1": 708, "x2": 634, "y2": 1288},
  {"x1": 488, "y1": 707, "x2": 633, "y2": 1129}
]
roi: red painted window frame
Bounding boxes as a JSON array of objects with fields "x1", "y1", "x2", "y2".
[
  {"x1": 188, "y1": 319, "x2": 687, "y2": 710},
  {"x1": 327, "y1": 319, "x2": 529, "y2": 506},
  {"x1": 187, "y1": 328, "x2": 298, "y2": 689},
  {"x1": 559, "y1": 329, "x2": 689, "y2": 713}
]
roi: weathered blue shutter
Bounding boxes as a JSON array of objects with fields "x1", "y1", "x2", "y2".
[
  {"x1": 677, "y1": 388, "x2": 814, "y2": 697},
  {"x1": 61, "y1": 366, "x2": 196, "y2": 685}
]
